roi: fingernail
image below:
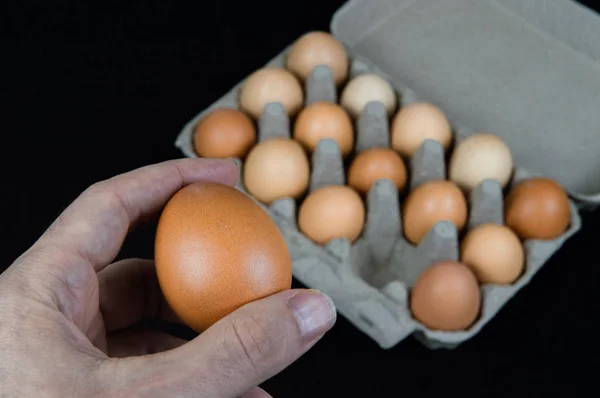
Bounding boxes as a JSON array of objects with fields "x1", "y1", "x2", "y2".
[{"x1": 288, "y1": 290, "x2": 337, "y2": 341}]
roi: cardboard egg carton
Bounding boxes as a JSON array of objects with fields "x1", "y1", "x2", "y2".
[
  {"x1": 175, "y1": 56, "x2": 581, "y2": 349},
  {"x1": 175, "y1": 0, "x2": 600, "y2": 348}
]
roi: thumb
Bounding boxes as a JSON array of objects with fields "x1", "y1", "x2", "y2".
[{"x1": 108, "y1": 289, "x2": 336, "y2": 397}]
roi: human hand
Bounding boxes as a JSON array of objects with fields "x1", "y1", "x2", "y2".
[{"x1": 0, "y1": 158, "x2": 336, "y2": 397}]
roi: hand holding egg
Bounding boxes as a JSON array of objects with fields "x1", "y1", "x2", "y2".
[{"x1": 0, "y1": 158, "x2": 337, "y2": 397}]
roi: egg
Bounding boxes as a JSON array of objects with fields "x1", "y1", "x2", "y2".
[
  {"x1": 410, "y1": 261, "x2": 481, "y2": 331},
  {"x1": 286, "y1": 31, "x2": 349, "y2": 86},
  {"x1": 390, "y1": 102, "x2": 453, "y2": 158},
  {"x1": 154, "y1": 182, "x2": 292, "y2": 332},
  {"x1": 293, "y1": 102, "x2": 354, "y2": 156},
  {"x1": 449, "y1": 133, "x2": 513, "y2": 192},
  {"x1": 347, "y1": 148, "x2": 407, "y2": 195},
  {"x1": 402, "y1": 180, "x2": 468, "y2": 245},
  {"x1": 298, "y1": 185, "x2": 365, "y2": 245},
  {"x1": 193, "y1": 108, "x2": 256, "y2": 159},
  {"x1": 505, "y1": 177, "x2": 571, "y2": 240},
  {"x1": 243, "y1": 137, "x2": 310, "y2": 204},
  {"x1": 340, "y1": 73, "x2": 397, "y2": 118},
  {"x1": 460, "y1": 223, "x2": 525, "y2": 284},
  {"x1": 239, "y1": 68, "x2": 304, "y2": 119}
]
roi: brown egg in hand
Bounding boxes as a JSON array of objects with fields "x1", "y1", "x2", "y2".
[
  {"x1": 243, "y1": 138, "x2": 310, "y2": 205},
  {"x1": 286, "y1": 31, "x2": 349, "y2": 85},
  {"x1": 410, "y1": 261, "x2": 481, "y2": 331},
  {"x1": 505, "y1": 177, "x2": 571, "y2": 240},
  {"x1": 402, "y1": 180, "x2": 468, "y2": 245},
  {"x1": 193, "y1": 108, "x2": 256, "y2": 159},
  {"x1": 298, "y1": 185, "x2": 365, "y2": 245},
  {"x1": 239, "y1": 68, "x2": 304, "y2": 119},
  {"x1": 347, "y1": 148, "x2": 407, "y2": 195},
  {"x1": 461, "y1": 223, "x2": 525, "y2": 284},
  {"x1": 293, "y1": 102, "x2": 354, "y2": 156},
  {"x1": 155, "y1": 182, "x2": 292, "y2": 332}
]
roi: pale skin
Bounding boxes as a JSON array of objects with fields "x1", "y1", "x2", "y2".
[{"x1": 0, "y1": 158, "x2": 337, "y2": 397}]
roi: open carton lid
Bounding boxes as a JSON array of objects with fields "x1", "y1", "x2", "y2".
[{"x1": 331, "y1": 0, "x2": 600, "y2": 204}]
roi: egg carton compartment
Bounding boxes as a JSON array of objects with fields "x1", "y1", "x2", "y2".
[{"x1": 175, "y1": 44, "x2": 582, "y2": 349}]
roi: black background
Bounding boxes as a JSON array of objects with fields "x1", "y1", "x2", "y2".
[{"x1": 2, "y1": 1, "x2": 600, "y2": 396}]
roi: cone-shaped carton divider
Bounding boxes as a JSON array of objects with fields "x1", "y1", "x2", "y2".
[
  {"x1": 364, "y1": 179, "x2": 401, "y2": 267},
  {"x1": 258, "y1": 102, "x2": 290, "y2": 142},
  {"x1": 309, "y1": 139, "x2": 345, "y2": 193},
  {"x1": 468, "y1": 179, "x2": 504, "y2": 229},
  {"x1": 410, "y1": 139, "x2": 446, "y2": 190},
  {"x1": 305, "y1": 65, "x2": 337, "y2": 105},
  {"x1": 355, "y1": 101, "x2": 390, "y2": 153}
]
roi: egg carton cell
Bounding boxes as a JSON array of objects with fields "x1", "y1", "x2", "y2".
[{"x1": 175, "y1": 46, "x2": 582, "y2": 350}]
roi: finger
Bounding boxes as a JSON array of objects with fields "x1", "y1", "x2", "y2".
[
  {"x1": 98, "y1": 258, "x2": 181, "y2": 332},
  {"x1": 34, "y1": 158, "x2": 238, "y2": 272},
  {"x1": 241, "y1": 387, "x2": 272, "y2": 398},
  {"x1": 110, "y1": 289, "x2": 336, "y2": 397},
  {"x1": 107, "y1": 327, "x2": 186, "y2": 358}
]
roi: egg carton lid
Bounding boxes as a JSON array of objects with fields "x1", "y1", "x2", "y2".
[{"x1": 330, "y1": 0, "x2": 600, "y2": 205}]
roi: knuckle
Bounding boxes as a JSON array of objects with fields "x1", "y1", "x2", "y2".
[
  {"x1": 83, "y1": 182, "x2": 119, "y2": 206},
  {"x1": 224, "y1": 314, "x2": 277, "y2": 374},
  {"x1": 81, "y1": 181, "x2": 132, "y2": 220}
]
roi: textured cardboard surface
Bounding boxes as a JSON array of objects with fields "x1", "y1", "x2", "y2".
[
  {"x1": 175, "y1": 0, "x2": 596, "y2": 348},
  {"x1": 331, "y1": 0, "x2": 600, "y2": 201}
]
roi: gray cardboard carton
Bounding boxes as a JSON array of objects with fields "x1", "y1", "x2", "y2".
[{"x1": 175, "y1": 0, "x2": 600, "y2": 349}]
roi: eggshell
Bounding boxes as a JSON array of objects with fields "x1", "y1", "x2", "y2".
[
  {"x1": 505, "y1": 177, "x2": 571, "y2": 240},
  {"x1": 449, "y1": 133, "x2": 513, "y2": 192},
  {"x1": 239, "y1": 68, "x2": 304, "y2": 119},
  {"x1": 340, "y1": 73, "x2": 397, "y2": 118},
  {"x1": 243, "y1": 137, "x2": 310, "y2": 204},
  {"x1": 410, "y1": 261, "x2": 481, "y2": 331},
  {"x1": 347, "y1": 148, "x2": 407, "y2": 195},
  {"x1": 293, "y1": 102, "x2": 354, "y2": 156},
  {"x1": 391, "y1": 102, "x2": 452, "y2": 158},
  {"x1": 460, "y1": 223, "x2": 525, "y2": 284},
  {"x1": 193, "y1": 108, "x2": 256, "y2": 159},
  {"x1": 298, "y1": 185, "x2": 365, "y2": 245},
  {"x1": 154, "y1": 182, "x2": 292, "y2": 332},
  {"x1": 402, "y1": 180, "x2": 468, "y2": 245},
  {"x1": 286, "y1": 31, "x2": 349, "y2": 85}
]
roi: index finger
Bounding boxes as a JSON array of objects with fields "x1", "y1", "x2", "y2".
[{"x1": 35, "y1": 158, "x2": 238, "y2": 272}]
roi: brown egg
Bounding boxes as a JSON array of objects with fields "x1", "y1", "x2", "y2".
[
  {"x1": 286, "y1": 31, "x2": 349, "y2": 85},
  {"x1": 298, "y1": 185, "x2": 365, "y2": 245},
  {"x1": 391, "y1": 102, "x2": 452, "y2": 158},
  {"x1": 461, "y1": 223, "x2": 525, "y2": 284},
  {"x1": 402, "y1": 180, "x2": 468, "y2": 245},
  {"x1": 243, "y1": 137, "x2": 310, "y2": 204},
  {"x1": 505, "y1": 177, "x2": 571, "y2": 240},
  {"x1": 239, "y1": 68, "x2": 304, "y2": 119},
  {"x1": 340, "y1": 73, "x2": 397, "y2": 118},
  {"x1": 410, "y1": 261, "x2": 481, "y2": 331},
  {"x1": 449, "y1": 133, "x2": 513, "y2": 192},
  {"x1": 293, "y1": 102, "x2": 354, "y2": 156},
  {"x1": 155, "y1": 182, "x2": 292, "y2": 332},
  {"x1": 347, "y1": 148, "x2": 407, "y2": 195},
  {"x1": 193, "y1": 108, "x2": 256, "y2": 159}
]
